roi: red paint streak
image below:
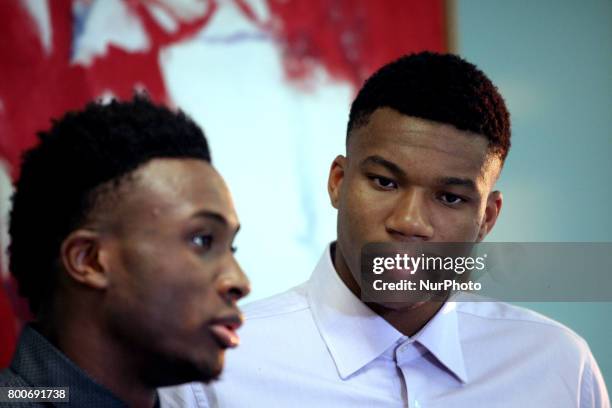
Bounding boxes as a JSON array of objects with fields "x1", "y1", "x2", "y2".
[
  {"x1": 0, "y1": 284, "x2": 16, "y2": 368},
  {"x1": 83, "y1": 0, "x2": 217, "y2": 104},
  {"x1": 0, "y1": 0, "x2": 216, "y2": 179},
  {"x1": 0, "y1": 1, "x2": 85, "y2": 179},
  {"x1": 0, "y1": 0, "x2": 216, "y2": 357},
  {"x1": 0, "y1": 0, "x2": 447, "y2": 362},
  {"x1": 265, "y1": 0, "x2": 447, "y2": 89}
]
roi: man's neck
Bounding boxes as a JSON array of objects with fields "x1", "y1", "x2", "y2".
[
  {"x1": 331, "y1": 242, "x2": 445, "y2": 337},
  {"x1": 38, "y1": 313, "x2": 158, "y2": 408}
]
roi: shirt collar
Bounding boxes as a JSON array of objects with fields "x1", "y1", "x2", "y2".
[
  {"x1": 307, "y1": 244, "x2": 468, "y2": 383},
  {"x1": 413, "y1": 300, "x2": 468, "y2": 383}
]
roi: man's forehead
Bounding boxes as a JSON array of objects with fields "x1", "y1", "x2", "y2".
[
  {"x1": 135, "y1": 158, "x2": 220, "y2": 191},
  {"x1": 352, "y1": 108, "x2": 485, "y2": 152},
  {"x1": 108, "y1": 158, "x2": 237, "y2": 224},
  {"x1": 349, "y1": 108, "x2": 501, "y2": 183}
]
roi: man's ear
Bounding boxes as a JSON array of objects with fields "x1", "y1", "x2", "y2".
[
  {"x1": 60, "y1": 229, "x2": 110, "y2": 290},
  {"x1": 328, "y1": 155, "x2": 347, "y2": 209},
  {"x1": 477, "y1": 190, "x2": 503, "y2": 242}
]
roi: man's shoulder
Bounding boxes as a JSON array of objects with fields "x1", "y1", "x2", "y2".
[
  {"x1": 454, "y1": 300, "x2": 609, "y2": 405},
  {"x1": 228, "y1": 281, "x2": 325, "y2": 363},
  {"x1": 241, "y1": 281, "x2": 311, "y2": 320},
  {"x1": 457, "y1": 299, "x2": 583, "y2": 335},
  {"x1": 456, "y1": 299, "x2": 590, "y2": 359}
]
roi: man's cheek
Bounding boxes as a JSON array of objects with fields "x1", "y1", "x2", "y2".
[{"x1": 438, "y1": 214, "x2": 481, "y2": 240}]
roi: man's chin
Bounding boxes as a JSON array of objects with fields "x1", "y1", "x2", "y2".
[
  {"x1": 147, "y1": 354, "x2": 224, "y2": 387},
  {"x1": 190, "y1": 354, "x2": 224, "y2": 384},
  {"x1": 199, "y1": 360, "x2": 223, "y2": 384}
]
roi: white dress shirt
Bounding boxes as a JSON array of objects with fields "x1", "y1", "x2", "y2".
[{"x1": 161, "y1": 245, "x2": 609, "y2": 408}]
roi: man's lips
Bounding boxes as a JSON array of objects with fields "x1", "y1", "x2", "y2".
[{"x1": 209, "y1": 315, "x2": 243, "y2": 348}]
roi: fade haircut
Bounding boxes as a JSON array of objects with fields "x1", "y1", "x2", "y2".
[
  {"x1": 9, "y1": 95, "x2": 211, "y2": 315},
  {"x1": 348, "y1": 52, "x2": 511, "y2": 162}
]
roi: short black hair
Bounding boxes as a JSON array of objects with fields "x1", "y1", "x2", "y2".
[
  {"x1": 348, "y1": 52, "x2": 511, "y2": 161},
  {"x1": 9, "y1": 95, "x2": 211, "y2": 315}
]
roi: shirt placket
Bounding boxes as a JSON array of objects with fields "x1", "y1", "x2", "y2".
[{"x1": 395, "y1": 339, "x2": 429, "y2": 408}]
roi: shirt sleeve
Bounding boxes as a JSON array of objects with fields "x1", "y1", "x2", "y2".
[{"x1": 580, "y1": 350, "x2": 610, "y2": 408}]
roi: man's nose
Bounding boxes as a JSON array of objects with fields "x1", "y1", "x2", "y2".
[
  {"x1": 384, "y1": 187, "x2": 434, "y2": 241},
  {"x1": 218, "y1": 257, "x2": 251, "y2": 304}
]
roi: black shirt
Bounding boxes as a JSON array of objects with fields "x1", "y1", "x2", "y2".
[{"x1": 0, "y1": 325, "x2": 144, "y2": 407}]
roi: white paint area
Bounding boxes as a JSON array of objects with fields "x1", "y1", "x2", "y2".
[
  {"x1": 71, "y1": 0, "x2": 150, "y2": 66},
  {"x1": 161, "y1": 3, "x2": 351, "y2": 301},
  {"x1": 21, "y1": 0, "x2": 52, "y2": 55}
]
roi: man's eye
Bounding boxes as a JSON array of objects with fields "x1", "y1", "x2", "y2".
[
  {"x1": 230, "y1": 245, "x2": 238, "y2": 254},
  {"x1": 192, "y1": 234, "x2": 213, "y2": 250},
  {"x1": 371, "y1": 176, "x2": 398, "y2": 190},
  {"x1": 439, "y1": 193, "x2": 465, "y2": 205}
]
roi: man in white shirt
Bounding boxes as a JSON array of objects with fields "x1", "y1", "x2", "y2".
[{"x1": 161, "y1": 52, "x2": 609, "y2": 407}]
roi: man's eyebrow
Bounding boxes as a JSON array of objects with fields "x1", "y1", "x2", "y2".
[
  {"x1": 360, "y1": 155, "x2": 406, "y2": 178},
  {"x1": 435, "y1": 177, "x2": 477, "y2": 191},
  {"x1": 192, "y1": 211, "x2": 240, "y2": 233}
]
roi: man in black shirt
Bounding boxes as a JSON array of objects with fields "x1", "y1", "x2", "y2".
[{"x1": 0, "y1": 96, "x2": 250, "y2": 407}]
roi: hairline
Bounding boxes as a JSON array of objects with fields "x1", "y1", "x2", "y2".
[{"x1": 345, "y1": 109, "x2": 507, "y2": 166}]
